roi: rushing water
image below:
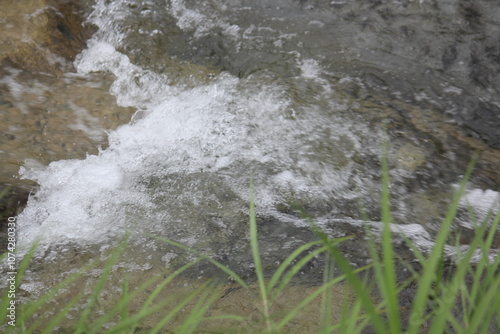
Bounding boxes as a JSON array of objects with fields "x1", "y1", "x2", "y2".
[{"x1": 4, "y1": 0, "x2": 500, "y2": 291}]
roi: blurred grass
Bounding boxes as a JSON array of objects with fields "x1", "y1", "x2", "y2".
[{"x1": 1, "y1": 151, "x2": 498, "y2": 333}]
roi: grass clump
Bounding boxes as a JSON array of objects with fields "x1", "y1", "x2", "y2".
[{"x1": 1, "y1": 152, "x2": 499, "y2": 333}]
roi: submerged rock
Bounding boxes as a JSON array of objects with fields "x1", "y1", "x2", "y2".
[
  {"x1": 0, "y1": 0, "x2": 94, "y2": 73},
  {"x1": 0, "y1": 69, "x2": 136, "y2": 189},
  {"x1": 2, "y1": 1, "x2": 499, "y2": 331},
  {"x1": 156, "y1": 0, "x2": 500, "y2": 149}
]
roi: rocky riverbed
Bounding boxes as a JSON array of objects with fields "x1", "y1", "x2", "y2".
[{"x1": 1, "y1": 0, "x2": 499, "y2": 332}]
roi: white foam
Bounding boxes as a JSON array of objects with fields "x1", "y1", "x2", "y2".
[
  {"x1": 75, "y1": 42, "x2": 174, "y2": 109},
  {"x1": 308, "y1": 20, "x2": 325, "y2": 28},
  {"x1": 461, "y1": 188, "x2": 500, "y2": 221},
  {"x1": 17, "y1": 56, "x2": 308, "y2": 248},
  {"x1": 85, "y1": 0, "x2": 131, "y2": 47},
  {"x1": 18, "y1": 152, "x2": 151, "y2": 248},
  {"x1": 18, "y1": 50, "x2": 373, "y2": 249},
  {"x1": 16, "y1": 0, "x2": 378, "y2": 253},
  {"x1": 170, "y1": 0, "x2": 240, "y2": 39},
  {"x1": 300, "y1": 59, "x2": 322, "y2": 79}
]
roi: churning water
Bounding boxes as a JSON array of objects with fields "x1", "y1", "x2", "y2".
[{"x1": 14, "y1": 0, "x2": 500, "y2": 265}]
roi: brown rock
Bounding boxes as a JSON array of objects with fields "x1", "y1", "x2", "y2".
[
  {"x1": 0, "y1": 0, "x2": 94, "y2": 73},
  {"x1": 0, "y1": 68, "x2": 136, "y2": 189}
]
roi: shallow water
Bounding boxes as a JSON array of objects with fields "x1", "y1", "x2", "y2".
[
  {"x1": 14, "y1": 0, "x2": 499, "y2": 245},
  {"x1": 1, "y1": 0, "x2": 500, "y2": 325}
]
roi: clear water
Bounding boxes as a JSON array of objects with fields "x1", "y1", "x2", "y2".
[{"x1": 13, "y1": 0, "x2": 500, "y2": 263}]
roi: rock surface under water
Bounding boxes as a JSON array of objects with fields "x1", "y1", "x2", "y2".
[{"x1": 0, "y1": 0, "x2": 500, "y2": 332}]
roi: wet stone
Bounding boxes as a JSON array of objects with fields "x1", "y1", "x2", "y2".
[
  {"x1": 0, "y1": 0, "x2": 95, "y2": 74},
  {"x1": 0, "y1": 68, "x2": 136, "y2": 190},
  {"x1": 1, "y1": 1, "x2": 500, "y2": 331}
]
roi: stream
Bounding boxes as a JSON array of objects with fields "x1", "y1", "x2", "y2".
[{"x1": 1, "y1": 0, "x2": 500, "y2": 331}]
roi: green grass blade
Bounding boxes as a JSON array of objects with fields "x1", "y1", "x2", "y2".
[
  {"x1": 121, "y1": 277, "x2": 129, "y2": 322},
  {"x1": 465, "y1": 230, "x2": 500, "y2": 333},
  {"x1": 101, "y1": 286, "x2": 198, "y2": 334},
  {"x1": 153, "y1": 236, "x2": 249, "y2": 289},
  {"x1": 21, "y1": 259, "x2": 97, "y2": 319},
  {"x1": 291, "y1": 199, "x2": 386, "y2": 332},
  {"x1": 74, "y1": 239, "x2": 128, "y2": 334},
  {"x1": 426, "y1": 181, "x2": 497, "y2": 333},
  {"x1": 379, "y1": 140, "x2": 401, "y2": 333},
  {"x1": 407, "y1": 153, "x2": 477, "y2": 334},
  {"x1": 149, "y1": 281, "x2": 213, "y2": 334},
  {"x1": 249, "y1": 177, "x2": 273, "y2": 332},
  {"x1": 273, "y1": 238, "x2": 351, "y2": 301},
  {"x1": 142, "y1": 257, "x2": 203, "y2": 310},
  {"x1": 271, "y1": 245, "x2": 330, "y2": 300},
  {"x1": 87, "y1": 275, "x2": 163, "y2": 332},
  {"x1": 266, "y1": 240, "x2": 323, "y2": 296},
  {"x1": 301, "y1": 213, "x2": 387, "y2": 333},
  {"x1": 319, "y1": 254, "x2": 334, "y2": 334},
  {"x1": 125, "y1": 257, "x2": 204, "y2": 332},
  {"x1": 339, "y1": 292, "x2": 366, "y2": 334},
  {"x1": 466, "y1": 273, "x2": 500, "y2": 333},
  {"x1": 173, "y1": 283, "x2": 222, "y2": 334},
  {"x1": 465, "y1": 208, "x2": 499, "y2": 320},
  {"x1": 38, "y1": 291, "x2": 85, "y2": 334},
  {"x1": 427, "y1": 189, "x2": 493, "y2": 333},
  {"x1": 275, "y1": 273, "x2": 347, "y2": 330},
  {"x1": 0, "y1": 239, "x2": 39, "y2": 329}
]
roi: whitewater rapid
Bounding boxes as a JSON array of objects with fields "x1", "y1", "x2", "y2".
[{"x1": 14, "y1": 0, "x2": 499, "y2": 262}]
